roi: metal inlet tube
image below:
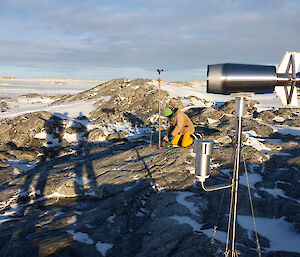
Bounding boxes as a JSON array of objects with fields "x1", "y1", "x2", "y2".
[
  {"x1": 194, "y1": 139, "x2": 232, "y2": 191},
  {"x1": 194, "y1": 139, "x2": 214, "y2": 182}
]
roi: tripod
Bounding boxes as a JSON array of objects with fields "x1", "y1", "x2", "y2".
[{"x1": 225, "y1": 93, "x2": 252, "y2": 257}]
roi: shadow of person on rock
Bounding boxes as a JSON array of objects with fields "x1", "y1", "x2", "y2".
[
  {"x1": 3, "y1": 114, "x2": 68, "y2": 255},
  {"x1": 41, "y1": 113, "x2": 64, "y2": 159},
  {"x1": 72, "y1": 112, "x2": 98, "y2": 197},
  {"x1": 15, "y1": 114, "x2": 66, "y2": 216}
]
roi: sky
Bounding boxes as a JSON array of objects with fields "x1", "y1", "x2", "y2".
[{"x1": 0, "y1": 0, "x2": 299, "y2": 81}]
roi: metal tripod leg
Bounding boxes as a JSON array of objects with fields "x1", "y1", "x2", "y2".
[{"x1": 226, "y1": 95, "x2": 246, "y2": 257}]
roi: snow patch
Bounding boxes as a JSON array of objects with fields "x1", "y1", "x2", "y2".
[
  {"x1": 123, "y1": 181, "x2": 139, "y2": 192},
  {"x1": 176, "y1": 191, "x2": 198, "y2": 216},
  {"x1": 273, "y1": 116, "x2": 285, "y2": 122},
  {"x1": 5, "y1": 160, "x2": 37, "y2": 172},
  {"x1": 186, "y1": 167, "x2": 195, "y2": 174},
  {"x1": 67, "y1": 230, "x2": 94, "y2": 245},
  {"x1": 260, "y1": 187, "x2": 300, "y2": 203},
  {"x1": 244, "y1": 132, "x2": 271, "y2": 152},
  {"x1": 74, "y1": 177, "x2": 90, "y2": 186},
  {"x1": 170, "y1": 215, "x2": 202, "y2": 231},
  {"x1": 238, "y1": 216, "x2": 300, "y2": 253},
  {"x1": 207, "y1": 118, "x2": 219, "y2": 124},
  {"x1": 55, "y1": 211, "x2": 63, "y2": 217},
  {"x1": 107, "y1": 215, "x2": 115, "y2": 223},
  {"x1": 272, "y1": 125, "x2": 300, "y2": 136},
  {"x1": 0, "y1": 208, "x2": 21, "y2": 224},
  {"x1": 202, "y1": 228, "x2": 228, "y2": 243},
  {"x1": 63, "y1": 132, "x2": 79, "y2": 143},
  {"x1": 67, "y1": 216, "x2": 77, "y2": 224},
  {"x1": 96, "y1": 242, "x2": 113, "y2": 256},
  {"x1": 239, "y1": 173, "x2": 262, "y2": 189}
]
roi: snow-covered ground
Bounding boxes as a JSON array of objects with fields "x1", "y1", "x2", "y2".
[
  {"x1": 159, "y1": 80, "x2": 283, "y2": 110},
  {"x1": 0, "y1": 78, "x2": 102, "y2": 120},
  {"x1": 0, "y1": 78, "x2": 102, "y2": 98}
]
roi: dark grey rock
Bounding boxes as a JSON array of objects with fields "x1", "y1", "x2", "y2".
[{"x1": 256, "y1": 110, "x2": 276, "y2": 123}]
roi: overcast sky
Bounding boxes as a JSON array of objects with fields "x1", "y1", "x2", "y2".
[{"x1": 0, "y1": 0, "x2": 299, "y2": 81}]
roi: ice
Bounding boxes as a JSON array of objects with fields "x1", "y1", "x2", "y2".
[
  {"x1": 161, "y1": 82, "x2": 230, "y2": 107},
  {"x1": 0, "y1": 207, "x2": 21, "y2": 225},
  {"x1": 55, "y1": 211, "x2": 64, "y2": 217},
  {"x1": 202, "y1": 216, "x2": 300, "y2": 253}
]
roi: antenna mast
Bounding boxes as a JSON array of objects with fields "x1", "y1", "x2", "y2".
[{"x1": 157, "y1": 69, "x2": 164, "y2": 149}]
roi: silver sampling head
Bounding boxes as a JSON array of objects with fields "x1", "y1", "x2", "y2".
[
  {"x1": 194, "y1": 139, "x2": 214, "y2": 182},
  {"x1": 207, "y1": 63, "x2": 300, "y2": 94}
]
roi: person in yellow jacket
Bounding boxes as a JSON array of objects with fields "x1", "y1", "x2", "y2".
[{"x1": 162, "y1": 107, "x2": 195, "y2": 147}]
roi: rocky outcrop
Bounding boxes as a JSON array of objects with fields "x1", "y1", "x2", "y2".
[
  {"x1": 0, "y1": 128, "x2": 299, "y2": 257},
  {"x1": 218, "y1": 99, "x2": 258, "y2": 115},
  {"x1": 0, "y1": 79, "x2": 299, "y2": 257},
  {"x1": 0, "y1": 111, "x2": 52, "y2": 148},
  {"x1": 0, "y1": 101, "x2": 9, "y2": 112},
  {"x1": 51, "y1": 78, "x2": 183, "y2": 126},
  {"x1": 89, "y1": 79, "x2": 182, "y2": 126},
  {"x1": 256, "y1": 107, "x2": 300, "y2": 127}
]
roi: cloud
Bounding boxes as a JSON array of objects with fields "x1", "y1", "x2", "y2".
[{"x1": 0, "y1": 0, "x2": 299, "y2": 80}]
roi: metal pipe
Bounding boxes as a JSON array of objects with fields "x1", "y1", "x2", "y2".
[
  {"x1": 200, "y1": 181, "x2": 232, "y2": 192},
  {"x1": 158, "y1": 79, "x2": 161, "y2": 148},
  {"x1": 230, "y1": 96, "x2": 244, "y2": 256},
  {"x1": 157, "y1": 69, "x2": 164, "y2": 149}
]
